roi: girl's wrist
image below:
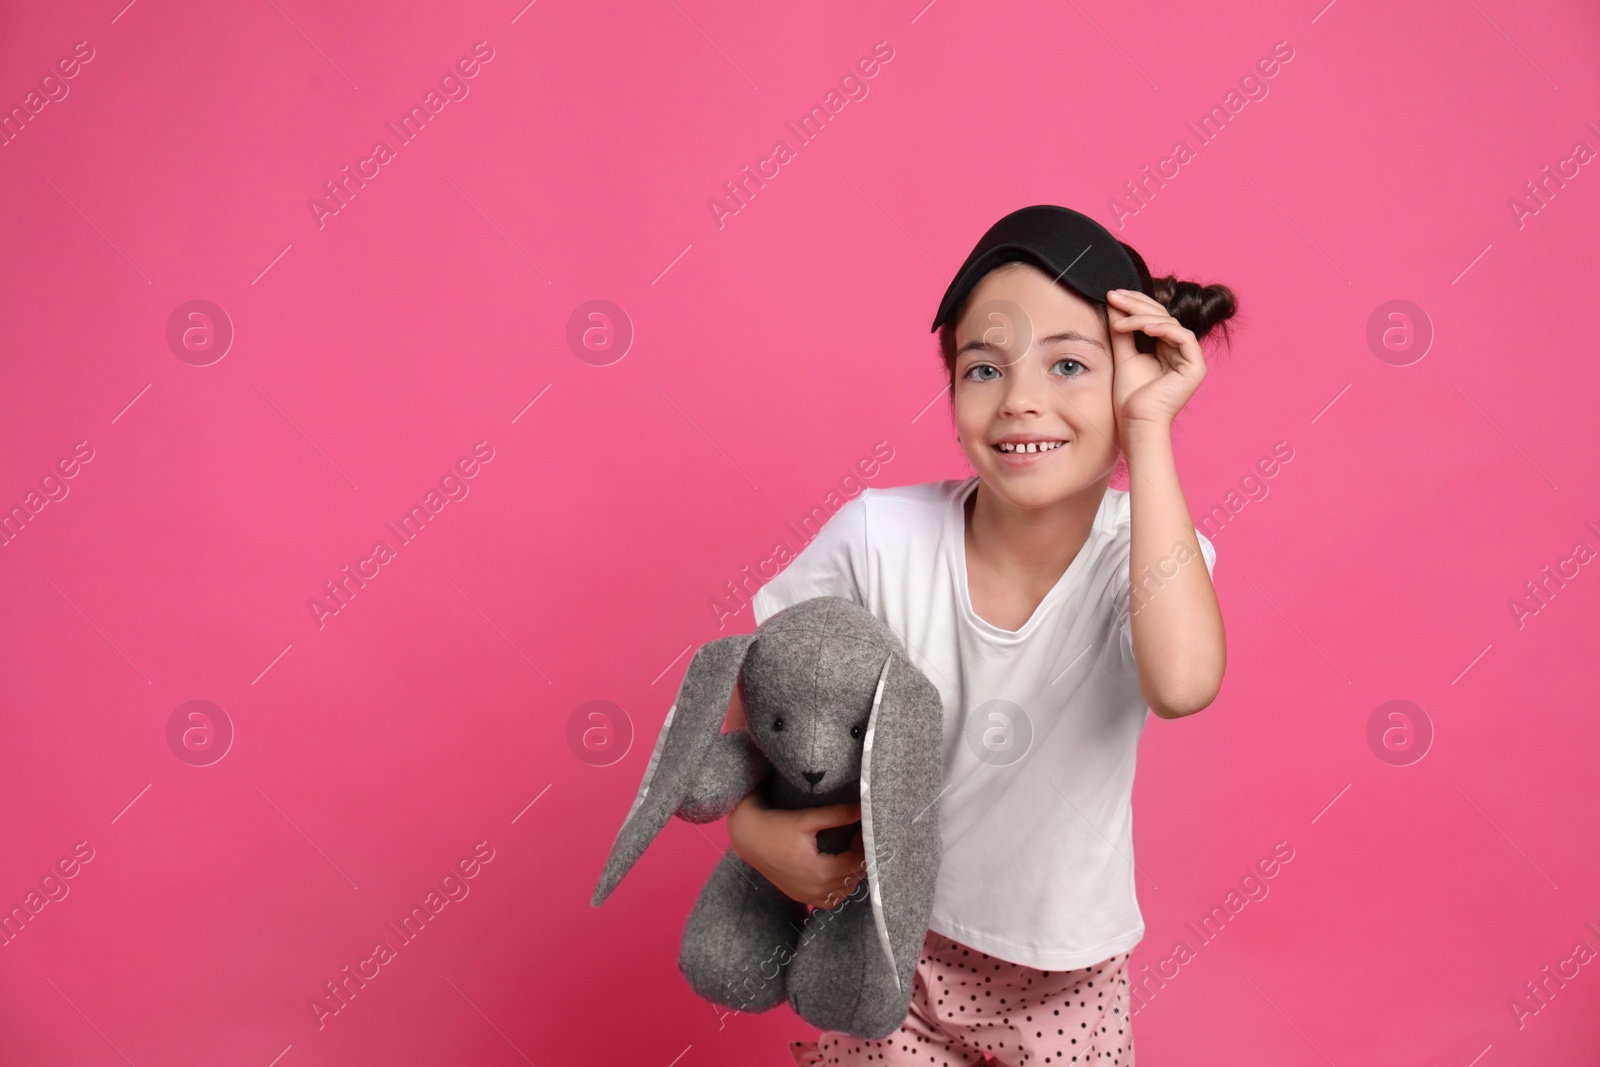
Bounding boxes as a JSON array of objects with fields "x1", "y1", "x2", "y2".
[{"x1": 1118, "y1": 415, "x2": 1174, "y2": 451}]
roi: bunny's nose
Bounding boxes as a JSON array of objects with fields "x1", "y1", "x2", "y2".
[{"x1": 802, "y1": 770, "x2": 825, "y2": 786}]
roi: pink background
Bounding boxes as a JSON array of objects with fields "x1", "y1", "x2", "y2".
[{"x1": 3, "y1": 0, "x2": 1598, "y2": 1063}]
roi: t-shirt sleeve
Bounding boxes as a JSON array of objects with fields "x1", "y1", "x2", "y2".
[
  {"x1": 751, "y1": 494, "x2": 870, "y2": 627},
  {"x1": 1114, "y1": 528, "x2": 1218, "y2": 667}
]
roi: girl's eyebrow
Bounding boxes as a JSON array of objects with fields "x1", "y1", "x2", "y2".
[
  {"x1": 1038, "y1": 330, "x2": 1107, "y2": 353},
  {"x1": 957, "y1": 329, "x2": 1107, "y2": 357}
]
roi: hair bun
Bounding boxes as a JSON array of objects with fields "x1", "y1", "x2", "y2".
[
  {"x1": 1115, "y1": 240, "x2": 1237, "y2": 349},
  {"x1": 1152, "y1": 277, "x2": 1237, "y2": 346}
]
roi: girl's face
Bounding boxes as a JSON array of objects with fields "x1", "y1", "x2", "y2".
[{"x1": 951, "y1": 262, "x2": 1120, "y2": 509}]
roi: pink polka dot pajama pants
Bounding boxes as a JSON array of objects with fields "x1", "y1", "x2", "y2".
[{"x1": 790, "y1": 929, "x2": 1133, "y2": 1067}]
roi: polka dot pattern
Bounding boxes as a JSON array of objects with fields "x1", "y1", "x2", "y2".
[{"x1": 790, "y1": 930, "x2": 1133, "y2": 1066}]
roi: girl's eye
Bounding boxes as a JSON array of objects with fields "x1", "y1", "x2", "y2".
[
  {"x1": 773, "y1": 718, "x2": 784, "y2": 731},
  {"x1": 962, "y1": 359, "x2": 1084, "y2": 382}
]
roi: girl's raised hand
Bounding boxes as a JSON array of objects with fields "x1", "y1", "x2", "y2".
[{"x1": 1106, "y1": 288, "x2": 1207, "y2": 429}]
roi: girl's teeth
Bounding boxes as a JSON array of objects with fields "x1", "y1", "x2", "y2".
[{"x1": 998, "y1": 441, "x2": 1064, "y2": 453}]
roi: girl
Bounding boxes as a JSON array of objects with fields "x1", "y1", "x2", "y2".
[{"x1": 722, "y1": 204, "x2": 1236, "y2": 1066}]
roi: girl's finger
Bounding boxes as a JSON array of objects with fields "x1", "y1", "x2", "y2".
[
  {"x1": 1108, "y1": 312, "x2": 1176, "y2": 330},
  {"x1": 1137, "y1": 318, "x2": 1192, "y2": 338},
  {"x1": 817, "y1": 877, "x2": 862, "y2": 908},
  {"x1": 1139, "y1": 318, "x2": 1201, "y2": 353},
  {"x1": 798, "y1": 802, "x2": 860, "y2": 829},
  {"x1": 1113, "y1": 314, "x2": 1188, "y2": 350},
  {"x1": 1141, "y1": 321, "x2": 1205, "y2": 373},
  {"x1": 1107, "y1": 289, "x2": 1167, "y2": 314},
  {"x1": 819, "y1": 867, "x2": 857, "y2": 894},
  {"x1": 1110, "y1": 293, "x2": 1196, "y2": 352}
]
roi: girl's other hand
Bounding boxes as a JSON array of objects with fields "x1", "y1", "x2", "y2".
[
  {"x1": 727, "y1": 792, "x2": 867, "y2": 910},
  {"x1": 1106, "y1": 288, "x2": 1207, "y2": 429}
]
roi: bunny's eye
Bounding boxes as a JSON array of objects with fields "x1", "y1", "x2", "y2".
[
  {"x1": 850, "y1": 724, "x2": 862, "y2": 739},
  {"x1": 773, "y1": 717, "x2": 784, "y2": 732}
]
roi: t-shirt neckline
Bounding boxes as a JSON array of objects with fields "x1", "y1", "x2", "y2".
[{"x1": 948, "y1": 475, "x2": 1105, "y2": 642}]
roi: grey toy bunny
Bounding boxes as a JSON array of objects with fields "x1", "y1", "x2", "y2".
[{"x1": 590, "y1": 596, "x2": 945, "y2": 1039}]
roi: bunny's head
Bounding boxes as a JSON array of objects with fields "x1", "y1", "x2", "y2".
[{"x1": 738, "y1": 601, "x2": 904, "y2": 804}]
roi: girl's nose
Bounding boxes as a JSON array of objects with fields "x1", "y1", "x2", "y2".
[{"x1": 1000, "y1": 376, "x2": 1048, "y2": 416}]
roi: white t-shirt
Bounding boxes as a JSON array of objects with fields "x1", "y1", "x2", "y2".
[{"x1": 750, "y1": 475, "x2": 1216, "y2": 970}]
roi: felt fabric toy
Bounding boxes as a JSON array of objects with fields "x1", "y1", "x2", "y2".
[{"x1": 591, "y1": 595, "x2": 946, "y2": 1038}]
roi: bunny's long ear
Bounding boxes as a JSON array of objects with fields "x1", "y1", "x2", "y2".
[
  {"x1": 858, "y1": 650, "x2": 945, "y2": 995},
  {"x1": 591, "y1": 633, "x2": 757, "y2": 907}
]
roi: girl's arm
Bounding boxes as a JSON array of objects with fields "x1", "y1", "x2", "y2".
[
  {"x1": 1123, "y1": 420, "x2": 1225, "y2": 717},
  {"x1": 1107, "y1": 288, "x2": 1227, "y2": 719}
]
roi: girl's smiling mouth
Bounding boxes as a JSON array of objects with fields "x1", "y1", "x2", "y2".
[{"x1": 991, "y1": 434, "x2": 1070, "y2": 463}]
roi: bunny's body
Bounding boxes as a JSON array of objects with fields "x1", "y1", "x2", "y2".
[{"x1": 591, "y1": 596, "x2": 945, "y2": 1038}]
